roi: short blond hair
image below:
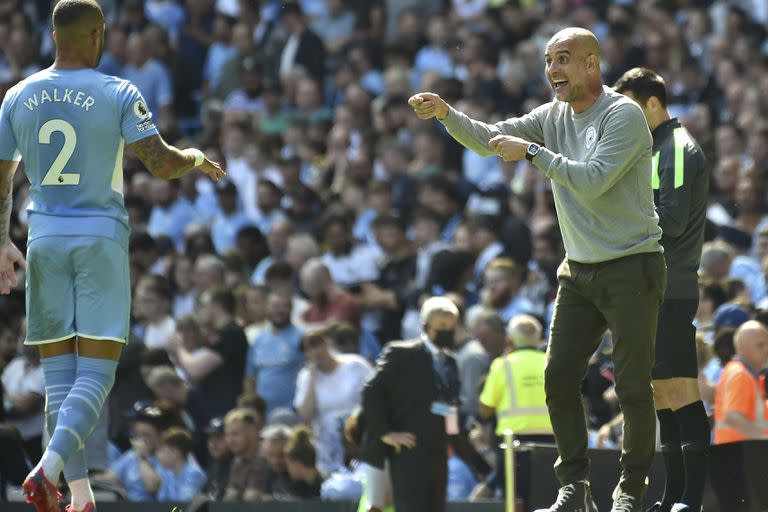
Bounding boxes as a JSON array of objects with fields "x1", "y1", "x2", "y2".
[{"x1": 420, "y1": 296, "x2": 460, "y2": 325}]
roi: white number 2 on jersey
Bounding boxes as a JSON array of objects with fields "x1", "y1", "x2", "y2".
[{"x1": 39, "y1": 119, "x2": 80, "y2": 186}]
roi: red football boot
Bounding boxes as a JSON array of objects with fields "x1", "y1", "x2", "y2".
[{"x1": 21, "y1": 467, "x2": 62, "y2": 512}]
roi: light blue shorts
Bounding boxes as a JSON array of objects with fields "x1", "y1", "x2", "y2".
[{"x1": 24, "y1": 236, "x2": 130, "y2": 345}]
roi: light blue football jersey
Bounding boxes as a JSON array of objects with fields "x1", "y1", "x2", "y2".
[{"x1": 0, "y1": 68, "x2": 158, "y2": 247}]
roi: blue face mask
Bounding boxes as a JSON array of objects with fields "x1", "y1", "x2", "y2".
[{"x1": 432, "y1": 329, "x2": 455, "y2": 349}]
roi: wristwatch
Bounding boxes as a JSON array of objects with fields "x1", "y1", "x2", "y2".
[{"x1": 525, "y1": 143, "x2": 541, "y2": 162}]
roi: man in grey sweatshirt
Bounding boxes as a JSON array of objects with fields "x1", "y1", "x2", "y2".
[{"x1": 409, "y1": 28, "x2": 666, "y2": 512}]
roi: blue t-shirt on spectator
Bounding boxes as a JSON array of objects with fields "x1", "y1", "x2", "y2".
[
  {"x1": 156, "y1": 459, "x2": 207, "y2": 502},
  {"x1": 148, "y1": 196, "x2": 199, "y2": 249},
  {"x1": 246, "y1": 324, "x2": 305, "y2": 412},
  {"x1": 110, "y1": 451, "x2": 162, "y2": 502},
  {"x1": 211, "y1": 211, "x2": 253, "y2": 254},
  {"x1": 446, "y1": 454, "x2": 477, "y2": 501}
]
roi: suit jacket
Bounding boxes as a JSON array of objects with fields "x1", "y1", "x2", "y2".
[
  {"x1": 291, "y1": 29, "x2": 326, "y2": 84},
  {"x1": 361, "y1": 339, "x2": 458, "y2": 467}
]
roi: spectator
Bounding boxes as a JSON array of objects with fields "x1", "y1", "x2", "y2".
[
  {"x1": 284, "y1": 425, "x2": 324, "y2": 499},
  {"x1": 134, "y1": 276, "x2": 176, "y2": 349},
  {"x1": 96, "y1": 23, "x2": 128, "y2": 76},
  {"x1": 260, "y1": 424, "x2": 293, "y2": 499},
  {"x1": 361, "y1": 214, "x2": 417, "y2": 343},
  {"x1": 321, "y1": 211, "x2": 381, "y2": 290},
  {"x1": 211, "y1": 179, "x2": 253, "y2": 254},
  {"x1": 251, "y1": 218, "x2": 293, "y2": 284},
  {"x1": 156, "y1": 427, "x2": 206, "y2": 501},
  {"x1": 104, "y1": 403, "x2": 181, "y2": 501},
  {"x1": 172, "y1": 287, "x2": 249, "y2": 429},
  {"x1": 203, "y1": 12, "x2": 237, "y2": 95},
  {"x1": 1, "y1": 344, "x2": 44, "y2": 462},
  {"x1": 222, "y1": 408, "x2": 268, "y2": 501},
  {"x1": 193, "y1": 255, "x2": 226, "y2": 295},
  {"x1": 234, "y1": 284, "x2": 269, "y2": 344},
  {"x1": 245, "y1": 290, "x2": 305, "y2": 413},
  {"x1": 277, "y1": 2, "x2": 326, "y2": 84},
  {"x1": 300, "y1": 258, "x2": 363, "y2": 328},
  {"x1": 169, "y1": 255, "x2": 196, "y2": 317},
  {"x1": 311, "y1": 0, "x2": 356, "y2": 58},
  {"x1": 200, "y1": 417, "x2": 232, "y2": 502},
  {"x1": 215, "y1": 22, "x2": 262, "y2": 100},
  {"x1": 122, "y1": 30, "x2": 174, "y2": 129},
  {"x1": 265, "y1": 260, "x2": 311, "y2": 326},
  {"x1": 224, "y1": 56, "x2": 268, "y2": 116},
  {"x1": 145, "y1": 366, "x2": 195, "y2": 432},
  {"x1": 294, "y1": 332, "x2": 373, "y2": 473},
  {"x1": 147, "y1": 179, "x2": 198, "y2": 250},
  {"x1": 468, "y1": 257, "x2": 542, "y2": 324}
]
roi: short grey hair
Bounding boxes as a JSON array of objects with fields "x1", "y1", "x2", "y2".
[
  {"x1": 699, "y1": 241, "x2": 732, "y2": 270},
  {"x1": 507, "y1": 314, "x2": 543, "y2": 347},
  {"x1": 420, "y1": 296, "x2": 460, "y2": 325},
  {"x1": 469, "y1": 308, "x2": 506, "y2": 334}
]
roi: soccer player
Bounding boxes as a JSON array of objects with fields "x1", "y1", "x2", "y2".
[
  {"x1": 614, "y1": 68, "x2": 710, "y2": 512},
  {"x1": 0, "y1": 2, "x2": 225, "y2": 512}
]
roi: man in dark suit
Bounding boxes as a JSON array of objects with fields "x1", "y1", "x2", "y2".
[
  {"x1": 362, "y1": 296, "x2": 461, "y2": 512},
  {"x1": 277, "y1": 3, "x2": 326, "y2": 85}
]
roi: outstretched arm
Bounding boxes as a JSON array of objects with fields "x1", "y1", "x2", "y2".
[{"x1": 127, "y1": 135, "x2": 226, "y2": 181}]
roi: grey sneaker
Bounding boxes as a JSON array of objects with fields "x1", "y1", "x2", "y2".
[{"x1": 542, "y1": 481, "x2": 599, "y2": 512}]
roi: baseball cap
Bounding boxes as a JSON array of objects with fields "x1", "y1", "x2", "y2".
[{"x1": 713, "y1": 303, "x2": 749, "y2": 330}]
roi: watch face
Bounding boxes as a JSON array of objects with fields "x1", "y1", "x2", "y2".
[{"x1": 528, "y1": 144, "x2": 540, "y2": 155}]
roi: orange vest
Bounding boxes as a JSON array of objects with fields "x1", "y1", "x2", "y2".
[{"x1": 713, "y1": 359, "x2": 768, "y2": 445}]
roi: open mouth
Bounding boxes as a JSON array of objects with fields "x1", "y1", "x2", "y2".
[{"x1": 552, "y1": 79, "x2": 569, "y2": 91}]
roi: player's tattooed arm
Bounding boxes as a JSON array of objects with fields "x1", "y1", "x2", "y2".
[
  {"x1": 0, "y1": 159, "x2": 19, "y2": 246},
  {"x1": 127, "y1": 134, "x2": 196, "y2": 180}
]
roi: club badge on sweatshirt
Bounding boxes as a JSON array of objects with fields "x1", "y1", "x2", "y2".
[{"x1": 585, "y1": 125, "x2": 597, "y2": 150}]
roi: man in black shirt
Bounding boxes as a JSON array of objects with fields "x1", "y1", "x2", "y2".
[
  {"x1": 167, "y1": 287, "x2": 249, "y2": 431},
  {"x1": 361, "y1": 214, "x2": 418, "y2": 343},
  {"x1": 614, "y1": 68, "x2": 710, "y2": 512}
]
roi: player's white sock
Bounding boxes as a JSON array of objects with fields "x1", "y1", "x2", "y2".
[
  {"x1": 38, "y1": 450, "x2": 64, "y2": 483},
  {"x1": 69, "y1": 478, "x2": 95, "y2": 510}
]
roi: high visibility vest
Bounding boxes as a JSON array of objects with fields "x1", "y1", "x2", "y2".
[
  {"x1": 495, "y1": 349, "x2": 552, "y2": 436},
  {"x1": 357, "y1": 485, "x2": 394, "y2": 512},
  {"x1": 713, "y1": 360, "x2": 768, "y2": 445}
]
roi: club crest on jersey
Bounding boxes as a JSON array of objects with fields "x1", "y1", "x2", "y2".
[
  {"x1": 585, "y1": 125, "x2": 597, "y2": 150},
  {"x1": 133, "y1": 99, "x2": 149, "y2": 119}
]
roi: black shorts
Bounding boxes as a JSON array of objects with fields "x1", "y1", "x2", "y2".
[{"x1": 652, "y1": 298, "x2": 699, "y2": 379}]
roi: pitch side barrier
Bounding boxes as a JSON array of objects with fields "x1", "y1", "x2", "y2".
[{"x1": 1, "y1": 442, "x2": 766, "y2": 512}]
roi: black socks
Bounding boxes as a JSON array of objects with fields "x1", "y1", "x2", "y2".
[
  {"x1": 675, "y1": 400, "x2": 710, "y2": 511},
  {"x1": 657, "y1": 408, "x2": 684, "y2": 509}
]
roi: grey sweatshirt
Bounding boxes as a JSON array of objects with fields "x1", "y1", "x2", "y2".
[{"x1": 442, "y1": 85, "x2": 662, "y2": 263}]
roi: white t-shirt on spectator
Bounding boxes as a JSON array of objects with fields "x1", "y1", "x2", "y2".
[
  {"x1": 294, "y1": 354, "x2": 373, "y2": 473},
  {"x1": 322, "y1": 246, "x2": 382, "y2": 289},
  {"x1": 144, "y1": 316, "x2": 177, "y2": 350},
  {"x1": 1, "y1": 357, "x2": 45, "y2": 440}
]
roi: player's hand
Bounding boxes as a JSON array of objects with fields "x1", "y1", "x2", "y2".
[
  {"x1": 0, "y1": 242, "x2": 25, "y2": 295},
  {"x1": 381, "y1": 431, "x2": 416, "y2": 453},
  {"x1": 408, "y1": 92, "x2": 449, "y2": 120},
  {"x1": 199, "y1": 158, "x2": 226, "y2": 182},
  {"x1": 488, "y1": 135, "x2": 530, "y2": 161}
]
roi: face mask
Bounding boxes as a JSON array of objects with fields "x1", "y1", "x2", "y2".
[{"x1": 432, "y1": 329, "x2": 455, "y2": 349}]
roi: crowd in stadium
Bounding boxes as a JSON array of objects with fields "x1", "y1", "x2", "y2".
[{"x1": 1, "y1": 0, "x2": 768, "y2": 508}]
